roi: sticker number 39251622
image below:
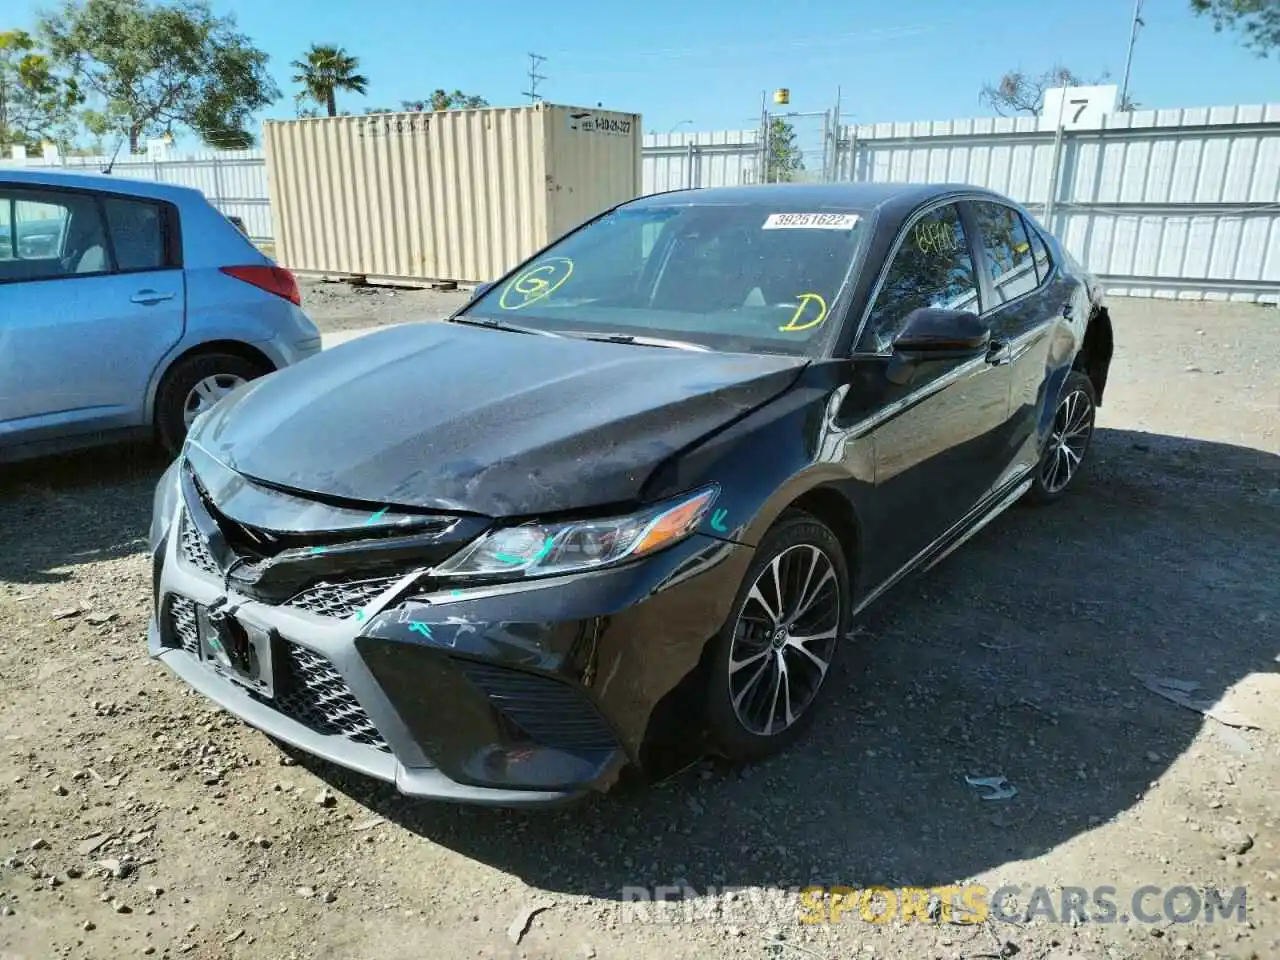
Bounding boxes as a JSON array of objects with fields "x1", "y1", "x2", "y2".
[{"x1": 762, "y1": 213, "x2": 859, "y2": 230}]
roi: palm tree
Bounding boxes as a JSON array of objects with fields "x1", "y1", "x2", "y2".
[{"x1": 291, "y1": 45, "x2": 367, "y2": 118}]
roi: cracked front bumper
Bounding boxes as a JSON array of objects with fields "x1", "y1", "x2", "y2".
[{"x1": 148, "y1": 505, "x2": 754, "y2": 806}]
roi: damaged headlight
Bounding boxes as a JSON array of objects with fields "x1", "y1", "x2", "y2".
[
  {"x1": 148, "y1": 456, "x2": 184, "y2": 553},
  {"x1": 432, "y1": 486, "x2": 718, "y2": 581}
]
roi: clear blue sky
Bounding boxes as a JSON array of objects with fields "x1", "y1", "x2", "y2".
[{"x1": 10, "y1": 0, "x2": 1278, "y2": 138}]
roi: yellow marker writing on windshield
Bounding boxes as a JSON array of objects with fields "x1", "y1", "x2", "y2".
[
  {"x1": 499, "y1": 257, "x2": 574, "y2": 310},
  {"x1": 779, "y1": 292, "x2": 828, "y2": 332}
]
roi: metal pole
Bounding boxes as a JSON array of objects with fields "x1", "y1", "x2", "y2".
[
  {"x1": 832, "y1": 86, "x2": 842, "y2": 181},
  {"x1": 759, "y1": 90, "x2": 768, "y2": 184},
  {"x1": 1044, "y1": 119, "x2": 1066, "y2": 228},
  {"x1": 821, "y1": 109, "x2": 831, "y2": 182},
  {"x1": 686, "y1": 141, "x2": 695, "y2": 190},
  {"x1": 1120, "y1": 0, "x2": 1144, "y2": 111}
]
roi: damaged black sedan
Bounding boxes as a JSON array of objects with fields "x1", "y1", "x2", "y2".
[{"x1": 147, "y1": 183, "x2": 1114, "y2": 806}]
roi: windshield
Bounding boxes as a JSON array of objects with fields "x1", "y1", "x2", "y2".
[{"x1": 462, "y1": 202, "x2": 870, "y2": 356}]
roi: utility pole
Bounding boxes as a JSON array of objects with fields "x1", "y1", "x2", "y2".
[
  {"x1": 1120, "y1": 0, "x2": 1144, "y2": 111},
  {"x1": 523, "y1": 53, "x2": 547, "y2": 104}
]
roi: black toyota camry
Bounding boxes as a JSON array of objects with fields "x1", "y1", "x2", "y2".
[{"x1": 147, "y1": 182, "x2": 1114, "y2": 806}]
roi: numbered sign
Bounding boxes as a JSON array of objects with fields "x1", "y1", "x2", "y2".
[{"x1": 1041, "y1": 85, "x2": 1118, "y2": 130}]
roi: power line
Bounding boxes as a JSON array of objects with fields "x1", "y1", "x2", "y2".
[{"x1": 523, "y1": 53, "x2": 547, "y2": 104}]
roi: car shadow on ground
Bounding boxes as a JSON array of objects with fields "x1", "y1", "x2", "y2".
[
  {"x1": 0, "y1": 442, "x2": 169, "y2": 585},
  {"x1": 293, "y1": 426, "x2": 1278, "y2": 901}
]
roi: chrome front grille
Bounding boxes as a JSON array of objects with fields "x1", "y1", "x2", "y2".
[
  {"x1": 284, "y1": 576, "x2": 401, "y2": 619},
  {"x1": 178, "y1": 511, "x2": 219, "y2": 578},
  {"x1": 168, "y1": 596, "x2": 200, "y2": 656},
  {"x1": 274, "y1": 643, "x2": 390, "y2": 752}
]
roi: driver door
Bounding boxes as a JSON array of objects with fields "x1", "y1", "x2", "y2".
[{"x1": 836, "y1": 201, "x2": 1014, "y2": 587}]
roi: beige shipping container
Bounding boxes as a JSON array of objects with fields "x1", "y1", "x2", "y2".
[{"x1": 262, "y1": 103, "x2": 642, "y2": 286}]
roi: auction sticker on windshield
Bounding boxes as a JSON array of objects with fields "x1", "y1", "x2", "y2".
[{"x1": 762, "y1": 213, "x2": 859, "y2": 230}]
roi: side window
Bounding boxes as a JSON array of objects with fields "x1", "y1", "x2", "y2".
[
  {"x1": 972, "y1": 201, "x2": 1038, "y2": 306},
  {"x1": 865, "y1": 203, "x2": 979, "y2": 350},
  {"x1": 1025, "y1": 216, "x2": 1053, "y2": 283},
  {"x1": 0, "y1": 188, "x2": 109, "y2": 283},
  {"x1": 103, "y1": 197, "x2": 168, "y2": 272}
]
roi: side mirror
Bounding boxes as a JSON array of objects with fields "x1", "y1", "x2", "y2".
[
  {"x1": 471, "y1": 280, "x2": 495, "y2": 300},
  {"x1": 886, "y1": 308, "x2": 990, "y2": 385}
]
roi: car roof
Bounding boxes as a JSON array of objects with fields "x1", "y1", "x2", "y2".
[
  {"x1": 630, "y1": 181, "x2": 1009, "y2": 217},
  {"x1": 0, "y1": 166, "x2": 205, "y2": 203}
]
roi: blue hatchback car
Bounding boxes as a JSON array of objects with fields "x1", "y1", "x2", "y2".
[{"x1": 0, "y1": 168, "x2": 323, "y2": 462}]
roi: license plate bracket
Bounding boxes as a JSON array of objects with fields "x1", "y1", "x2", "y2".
[{"x1": 195, "y1": 603, "x2": 275, "y2": 698}]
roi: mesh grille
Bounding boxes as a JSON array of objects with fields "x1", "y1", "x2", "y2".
[
  {"x1": 461, "y1": 662, "x2": 618, "y2": 752},
  {"x1": 178, "y1": 512, "x2": 219, "y2": 578},
  {"x1": 167, "y1": 596, "x2": 200, "y2": 656},
  {"x1": 272, "y1": 643, "x2": 390, "y2": 753},
  {"x1": 285, "y1": 576, "x2": 400, "y2": 619}
]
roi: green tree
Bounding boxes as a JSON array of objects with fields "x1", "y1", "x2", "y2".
[
  {"x1": 0, "y1": 29, "x2": 81, "y2": 153},
  {"x1": 1191, "y1": 1, "x2": 1280, "y2": 55},
  {"x1": 39, "y1": 0, "x2": 277, "y2": 152},
  {"x1": 401, "y1": 89, "x2": 489, "y2": 112},
  {"x1": 765, "y1": 117, "x2": 803, "y2": 183},
  {"x1": 291, "y1": 44, "x2": 367, "y2": 118}
]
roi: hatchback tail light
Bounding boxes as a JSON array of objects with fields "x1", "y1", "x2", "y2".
[{"x1": 220, "y1": 265, "x2": 301, "y2": 306}]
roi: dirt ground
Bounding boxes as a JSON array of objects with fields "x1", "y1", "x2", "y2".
[
  {"x1": 1, "y1": 294, "x2": 1277, "y2": 960},
  {"x1": 298, "y1": 278, "x2": 469, "y2": 334}
]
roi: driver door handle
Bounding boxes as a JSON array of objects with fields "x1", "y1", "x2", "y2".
[
  {"x1": 131, "y1": 289, "x2": 176, "y2": 305},
  {"x1": 986, "y1": 339, "x2": 1012, "y2": 365}
]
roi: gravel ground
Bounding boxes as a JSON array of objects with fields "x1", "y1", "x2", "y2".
[
  {"x1": 0, "y1": 296, "x2": 1277, "y2": 960},
  {"x1": 299, "y1": 278, "x2": 468, "y2": 334}
]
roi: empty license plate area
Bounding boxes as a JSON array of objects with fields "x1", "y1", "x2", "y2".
[{"x1": 194, "y1": 602, "x2": 275, "y2": 698}]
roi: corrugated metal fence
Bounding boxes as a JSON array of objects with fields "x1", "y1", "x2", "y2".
[
  {"x1": 641, "y1": 104, "x2": 1280, "y2": 303},
  {"x1": 7, "y1": 101, "x2": 1277, "y2": 300},
  {"x1": 2, "y1": 150, "x2": 272, "y2": 242}
]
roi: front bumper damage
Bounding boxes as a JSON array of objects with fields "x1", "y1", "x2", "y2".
[{"x1": 147, "y1": 468, "x2": 753, "y2": 806}]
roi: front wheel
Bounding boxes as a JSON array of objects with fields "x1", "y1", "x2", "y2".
[
  {"x1": 1024, "y1": 370, "x2": 1097, "y2": 505},
  {"x1": 705, "y1": 511, "x2": 852, "y2": 763}
]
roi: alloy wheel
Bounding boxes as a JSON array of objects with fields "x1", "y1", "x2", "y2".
[
  {"x1": 183, "y1": 373, "x2": 247, "y2": 428},
  {"x1": 1041, "y1": 387, "x2": 1094, "y2": 494},
  {"x1": 728, "y1": 543, "x2": 844, "y2": 737}
]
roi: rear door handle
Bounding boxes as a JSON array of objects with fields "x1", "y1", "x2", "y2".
[{"x1": 131, "y1": 289, "x2": 176, "y2": 305}]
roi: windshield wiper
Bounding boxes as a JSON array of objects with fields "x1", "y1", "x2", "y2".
[
  {"x1": 449, "y1": 316, "x2": 560, "y2": 337},
  {"x1": 561, "y1": 331, "x2": 710, "y2": 351}
]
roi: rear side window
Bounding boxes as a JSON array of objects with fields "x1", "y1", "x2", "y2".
[
  {"x1": 0, "y1": 187, "x2": 109, "y2": 283},
  {"x1": 865, "y1": 203, "x2": 979, "y2": 351},
  {"x1": 103, "y1": 196, "x2": 170, "y2": 271},
  {"x1": 971, "y1": 201, "x2": 1039, "y2": 306}
]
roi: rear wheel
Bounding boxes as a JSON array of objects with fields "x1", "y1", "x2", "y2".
[
  {"x1": 155, "y1": 352, "x2": 268, "y2": 454},
  {"x1": 1025, "y1": 370, "x2": 1097, "y2": 505},
  {"x1": 705, "y1": 511, "x2": 851, "y2": 763}
]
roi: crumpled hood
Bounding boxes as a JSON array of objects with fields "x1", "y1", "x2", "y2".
[{"x1": 191, "y1": 321, "x2": 807, "y2": 517}]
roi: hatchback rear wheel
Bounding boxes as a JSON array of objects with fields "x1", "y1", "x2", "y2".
[
  {"x1": 706, "y1": 511, "x2": 851, "y2": 762},
  {"x1": 156, "y1": 352, "x2": 268, "y2": 454}
]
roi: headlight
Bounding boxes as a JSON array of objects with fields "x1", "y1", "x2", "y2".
[
  {"x1": 149, "y1": 457, "x2": 183, "y2": 553},
  {"x1": 432, "y1": 486, "x2": 718, "y2": 581}
]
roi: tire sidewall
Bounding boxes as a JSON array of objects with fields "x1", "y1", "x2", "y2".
[
  {"x1": 1027, "y1": 369, "x2": 1098, "y2": 504},
  {"x1": 155, "y1": 353, "x2": 265, "y2": 454},
  {"x1": 705, "y1": 511, "x2": 852, "y2": 762}
]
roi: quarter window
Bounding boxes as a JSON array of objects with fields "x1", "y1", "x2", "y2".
[
  {"x1": 865, "y1": 203, "x2": 979, "y2": 351},
  {"x1": 1025, "y1": 217, "x2": 1053, "y2": 282},
  {"x1": 0, "y1": 188, "x2": 110, "y2": 283},
  {"x1": 972, "y1": 201, "x2": 1038, "y2": 305}
]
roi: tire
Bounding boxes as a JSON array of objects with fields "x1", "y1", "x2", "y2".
[
  {"x1": 705, "y1": 510, "x2": 852, "y2": 763},
  {"x1": 155, "y1": 352, "x2": 268, "y2": 454},
  {"x1": 1024, "y1": 369, "x2": 1098, "y2": 506}
]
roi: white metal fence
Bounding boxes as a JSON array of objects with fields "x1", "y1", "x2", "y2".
[
  {"x1": 2, "y1": 150, "x2": 272, "y2": 242},
  {"x1": 641, "y1": 104, "x2": 1280, "y2": 303},
  {"x1": 6, "y1": 101, "x2": 1279, "y2": 301}
]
